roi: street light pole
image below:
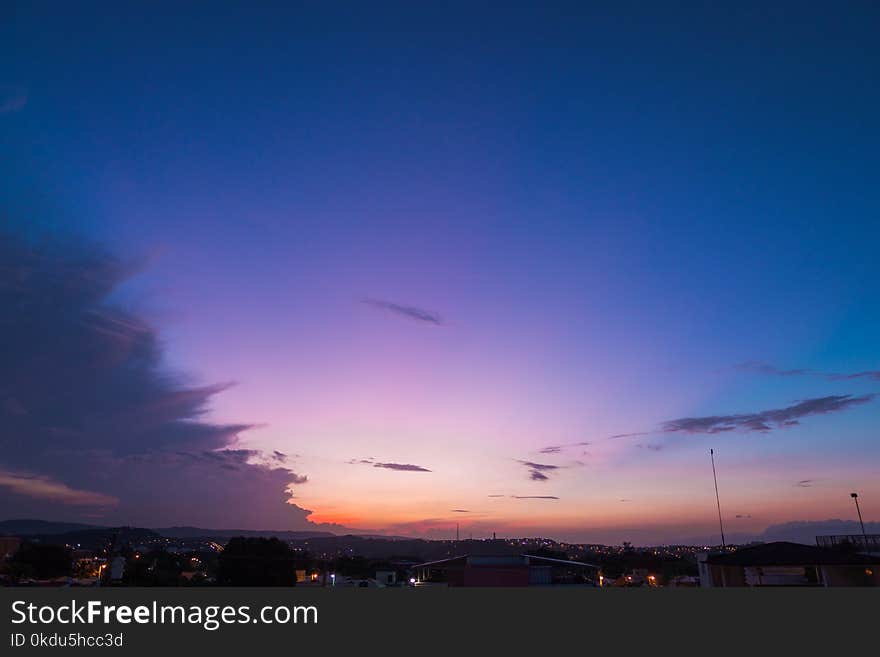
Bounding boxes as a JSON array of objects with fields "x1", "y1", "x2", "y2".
[{"x1": 851, "y1": 493, "x2": 869, "y2": 551}]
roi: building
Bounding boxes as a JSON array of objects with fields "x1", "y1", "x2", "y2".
[
  {"x1": 816, "y1": 534, "x2": 880, "y2": 556},
  {"x1": 375, "y1": 570, "x2": 397, "y2": 586},
  {"x1": 411, "y1": 554, "x2": 600, "y2": 587},
  {"x1": 698, "y1": 542, "x2": 879, "y2": 587}
]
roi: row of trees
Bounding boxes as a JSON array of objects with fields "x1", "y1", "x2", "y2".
[{"x1": 2, "y1": 537, "x2": 318, "y2": 586}]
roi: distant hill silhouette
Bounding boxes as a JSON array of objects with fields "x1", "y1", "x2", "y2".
[
  {"x1": 154, "y1": 526, "x2": 336, "y2": 540},
  {"x1": 4, "y1": 518, "x2": 875, "y2": 547},
  {"x1": 0, "y1": 519, "x2": 100, "y2": 535},
  {"x1": 0, "y1": 519, "x2": 338, "y2": 540}
]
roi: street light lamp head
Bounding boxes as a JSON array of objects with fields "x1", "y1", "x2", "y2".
[{"x1": 851, "y1": 492, "x2": 859, "y2": 498}]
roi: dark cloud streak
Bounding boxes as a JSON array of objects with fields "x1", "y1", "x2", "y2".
[
  {"x1": 739, "y1": 361, "x2": 880, "y2": 382},
  {"x1": 661, "y1": 395, "x2": 875, "y2": 435},
  {"x1": 374, "y1": 462, "x2": 432, "y2": 472},
  {"x1": 516, "y1": 460, "x2": 560, "y2": 482},
  {"x1": 348, "y1": 458, "x2": 431, "y2": 472},
  {"x1": 537, "y1": 441, "x2": 590, "y2": 454},
  {"x1": 362, "y1": 298, "x2": 443, "y2": 326}
]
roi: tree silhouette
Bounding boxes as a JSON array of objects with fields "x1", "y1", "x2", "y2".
[
  {"x1": 10, "y1": 542, "x2": 72, "y2": 579},
  {"x1": 218, "y1": 537, "x2": 298, "y2": 586}
]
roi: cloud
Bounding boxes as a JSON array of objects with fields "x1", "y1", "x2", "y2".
[
  {"x1": 0, "y1": 230, "x2": 326, "y2": 531},
  {"x1": 487, "y1": 493, "x2": 559, "y2": 500},
  {"x1": 829, "y1": 371, "x2": 880, "y2": 382},
  {"x1": 740, "y1": 361, "x2": 880, "y2": 382},
  {"x1": 794, "y1": 479, "x2": 814, "y2": 488},
  {"x1": 450, "y1": 509, "x2": 470, "y2": 513},
  {"x1": 736, "y1": 514, "x2": 752, "y2": 519},
  {"x1": 348, "y1": 458, "x2": 432, "y2": 472},
  {"x1": 660, "y1": 394, "x2": 875, "y2": 435},
  {"x1": 0, "y1": 87, "x2": 27, "y2": 114},
  {"x1": 537, "y1": 441, "x2": 590, "y2": 454},
  {"x1": 0, "y1": 469, "x2": 118, "y2": 507},
  {"x1": 606, "y1": 387, "x2": 875, "y2": 446},
  {"x1": 619, "y1": 499, "x2": 632, "y2": 503},
  {"x1": 516, "y1": 460, "x2": 561, "y2": 482},
  {"x1": 362, "y1": 298, "x2": 443, "y2": 325},
  {"x1": 737, "y1": 361, "x2": 815, "y2": 377},
  {"x1": 517, "y1": 461, "x2": 560, "y2": 471},
  {"x1": 374, "y1": 462, "x2": 431, "y2": 472},
  {"x1": 635, "y1": 443, "x2": 664, "y2": 451}
]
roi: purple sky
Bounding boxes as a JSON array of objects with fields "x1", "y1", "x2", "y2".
[{"x1": 1, "y1": 2, "x2": 878, "y2": 543}]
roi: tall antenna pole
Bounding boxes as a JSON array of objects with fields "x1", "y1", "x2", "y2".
[{"x1": 710, "y1": 449, "x2": 726, "y2": 548}]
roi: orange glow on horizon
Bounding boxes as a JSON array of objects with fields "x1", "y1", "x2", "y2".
[{"x1": 306, "y1": 511, "x2": 364, "y2": 526}]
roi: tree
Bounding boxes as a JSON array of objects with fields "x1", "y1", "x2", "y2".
[
  {"x1": 10, "y1": 542, "x2": 72, "y2": 579},
  {"x1": 218, "y1": 537, "x2": 297, "y2": 586}
]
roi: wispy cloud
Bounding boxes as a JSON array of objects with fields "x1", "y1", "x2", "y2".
[
  {"x1": 375, "y1": 462, "x2": 431, "y2": 472},
  {"x1": 486, "y1": 493, "x2": 559, "y2": 500},
  {"x1": 794, "y1": 479, "x2": 814, "y2": 488},
  {"x1": 362, "y1": 298, "x2": 443, "y2": 325},
  {"x1": 635, "y1": 443, "x2": 664, "y2": 451},
  {"x1": 606, "y1": 391, "x2": 876, "y2": 453},
  {"x1": 537, "y1": 441, "x2": 590, "y2": 454},
  {"x1": 517, "y1": 461, "x2": 560, "y2": 471},
  {"x1": 660, "y1": 394, "x2": 875, "y2": 434},
  {"x1": 737, "y1": 362, "x2": 815, "y2": 377},
  {"x1": 349, "y1": 458, "x2": 432, "y2": 472},
  {"x1": 608, "y1": 432, "x2": 650, "y2": 440},
  {"x1": 739, "y1": 361, "x2": 880, "y2": 382},
  {"x1": 0, "y1": 469, "x2": 118, "y2": 506},
  {"x1": 517, "y1": 460, "x2": 561, "y2": 481},
  {"x1": 830, "y1": 371, "x2": 880, "y2": 382},
  {"x1": 450, "y1": 509, "x2": 470, "y2": 513}
]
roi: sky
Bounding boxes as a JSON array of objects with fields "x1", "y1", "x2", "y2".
[{"x1": 1, "y1": 1, "x2": 878, "y2": 544}]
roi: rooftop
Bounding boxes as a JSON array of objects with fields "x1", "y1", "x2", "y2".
[
  {"x1": 412, "y1": 554, "x2": 600, "y2": 569},
  {"x1": 705, "y1": 542, "x2": 879, "y2": 567}
]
